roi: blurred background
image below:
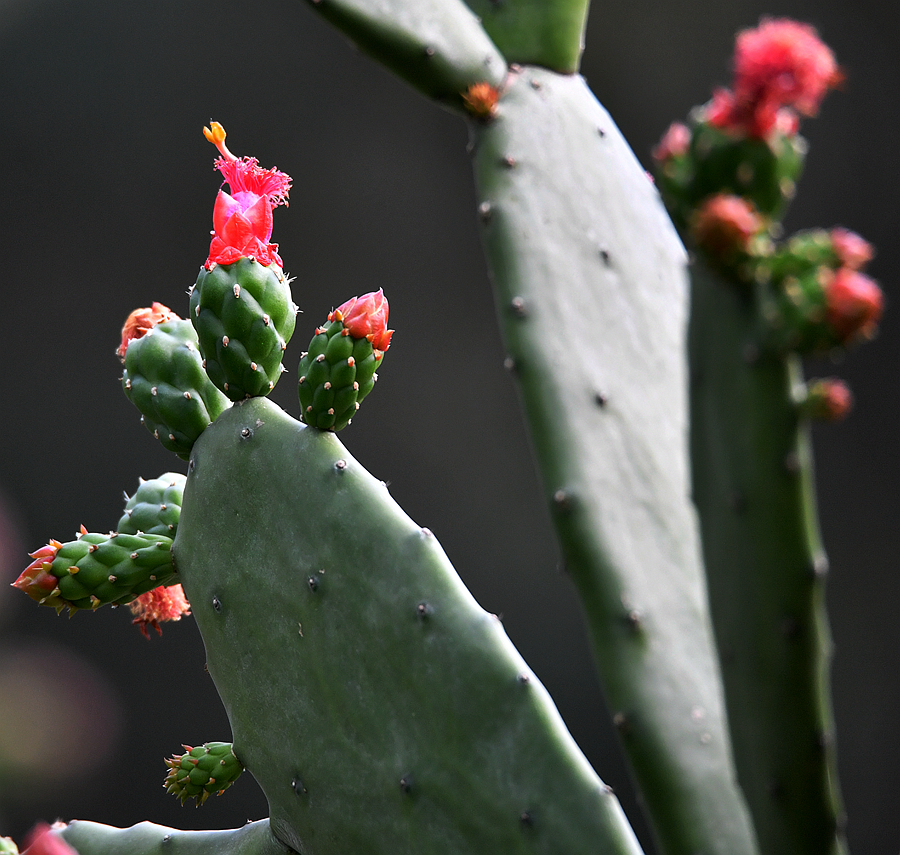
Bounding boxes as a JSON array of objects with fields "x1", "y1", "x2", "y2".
[{"x1": 0, "y1": 0, "x2": 896, "y2": 851}]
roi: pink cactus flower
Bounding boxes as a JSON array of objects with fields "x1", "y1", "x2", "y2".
[
  {"x1": 831, "y1": 228, "x2": 874, "y2": 270},
  {"x1": 707, "y1": 18, "x2": 841, "y2": 138},
  {"x1": 203, "y1": 122, "x2": 292, "y2": 270},
  {"x1": 329, "y1": 289, "x2": 394, "y2": 352},
  {"x1": 12, "y1": 541, "x2": 63, "y2": 603},
  {"x1": 21, "y1": 823, "x2": 78, "y2": 855},
  {"x1": 652, "y1": 122, "x2": 691, "y2": 162},
  {"x1": 128, "y1": 583, "x2": 192, "y2": 639},
  {"x1": 117, "y1": 302, "x2": 179, "y2": 361},
  {"x1": 825, "y1": 267, "x2": 883, "y2": 343},
  {"x1": 691, "y1": 193, "x2": 764, "y2": 259}
]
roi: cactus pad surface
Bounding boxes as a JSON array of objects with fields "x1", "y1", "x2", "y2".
[{"x1": 174, "y1": 397, "x2": 644, "y2": 855}]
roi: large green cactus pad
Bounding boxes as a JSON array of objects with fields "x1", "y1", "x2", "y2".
[
  {"x1": 173, "y1": 397, "x2": 643, "y2": 855},
  {"x1": 469, "y1": 67, "x2": 758, "y2": 855},
  {"x1": 304, "y1": 0, "x2": 506, "y2": 105},
  {"x1": 463, "y1": 0, "x2": 590, "y2": 72},
  {"x1": 689, "y1": 260, "x2": 846, "y2": 855}
]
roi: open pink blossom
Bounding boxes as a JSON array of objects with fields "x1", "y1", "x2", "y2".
[
  {"x1": 329, "y1": 289, "x2": 394, "y2": 352},
  {"x1": 129, "y1": 583, "x2": 192, "y2": 639},
  {"x1": 203, "y1": 122, "x2": 292, "y2": 270},
  {"x1": 707, "y1": 18, "x2": 841, "y2": 138},
  {"x1": 117, "y1": 302, "x2": 179, "y2": 361}
]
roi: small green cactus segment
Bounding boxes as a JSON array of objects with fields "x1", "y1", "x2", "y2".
[
  {"x1": 0, "y1": 836, "x2": 18, "y2": 854},
  {"x1": 656, "y1": 121, "x2": 805, "y2": 232},
  {"x1": 174, "y1": 397, "x2": 645, "y2": 855},
  {"x1": 297, "y1": 320, "x2": 382, "y2": 431},
  {"x1": 689, "y1": 259, "x2": 847, "y2": 855},
  {"x1": 59, "y1": 819, "x2": 291, "y2": 855},
  {"x1": 305, "y1": 0, "x2": 506, "y2": 105},
  {"x1": 117, "y1": 472, "x2": 186, "y2": 537},
  {"x1": 164, "y1": 742, "x2": 244, "y2": 806},
  {"x1": 470, "y1": 68, "x2": 758, "y2": 855},
  {"x1": 462, "y1": 0, "x2": 590, "y2": 73},
  {"x1": 20, "y1": 532, "x2": 176, "y2": 613},
  {"x1": 122, "y1": 319, "x2": 230, "y2": 460},
  {"x1": 190, "y1": 258, "x2": 297, "y2": 401}
]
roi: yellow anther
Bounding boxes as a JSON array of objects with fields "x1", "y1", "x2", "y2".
[{"x1": 203, "y1": 121, "x2": 236, "y2": 161}]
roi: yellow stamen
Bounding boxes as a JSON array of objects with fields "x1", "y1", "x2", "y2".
[{"x1": 203, "y1": 121, "x2": 237, "y2": 161}]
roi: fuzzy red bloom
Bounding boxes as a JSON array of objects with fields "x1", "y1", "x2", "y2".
[
  {"x1": 329, "y1": 289, "x2": 393, "y2": 352},
  {"x1": 129, "y1": 583, "x2": 191, "y2": 639},
  {"x1": 21, "y1": 823, "x2": 77, "y2": 855},
  {"x1": 652, "y1": 122, "x2": 691, "y2": 162},
  {"x1": 825, "y1": 268, "x2": 883, "y2": 343},
  {"x1": 204, "y1": 122, "x2": 292, "y2": 270},
  {"x1": 691, "y1": 194, "x2": 763, "y2": 259},
  {"x1": 117, "y1": 302, "x2": 179, "y2": 360},
  {"x1": 12, "y1": 541, "x2": 62, "y2": 603},
  {"x1": 831, "y1": 228, "x2": 874, "y2": 270},
  {"x1": 708, "y1": 18, "x2": 841, "y2": 138}
]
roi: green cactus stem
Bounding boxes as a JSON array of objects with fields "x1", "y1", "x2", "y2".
[
  {"x1": 303, "y1": 0, "x2": 506, "y2": 106},
  {"x1": 164, "y1": 742, "x2": 245, "y2": 806},
  {"x1": 57, "y1": 819, "x2": 291, "y2": 855},
  {"x1": 462, "y1": 0, "x2": 590, "y2": 73},
  {"x1": 118, "y1": 473, "x2": 187, "y2": 537},
  {"x1": 190, "y1": 259, "x2": 297, "y2": 401},
  {"x1": 14, "y1": 530, "x2": 177, "y2": 613},
  {"x1": 469, "y1": 66, "x2": 758, "y2": 855},
  {"x1": 689, "y1": 259, "x2": 847, "y2": 855},
  {"x1": 122, "y1": 318, "x2": 230, "y2": 459},
  {"x1": 173, "y1": 396, "x2": 645, "y2": 855}
]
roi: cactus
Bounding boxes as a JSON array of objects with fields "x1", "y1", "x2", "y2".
[
  {"x1": 8, "y1": 7, "x2": 886, "y2": 855},
  {"x1": 652, "y1": 18, "x2": 881, "y2": 855}
]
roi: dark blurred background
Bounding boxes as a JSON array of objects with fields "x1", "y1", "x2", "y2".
[{"x1": 0, "y1": 0, "x2": 896, "y2": 851}]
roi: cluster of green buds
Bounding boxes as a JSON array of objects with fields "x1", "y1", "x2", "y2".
[{"x1": 163, "y1": 742, "x2": 244, "y2": 806}]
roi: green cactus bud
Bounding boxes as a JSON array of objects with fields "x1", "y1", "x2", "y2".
[
  {"x1": 13, "y1": 531, "x2": 176, "y2": 613},
  {"x1": 190, "y1": 258, "x2": 297, "y2": 401},
  {"x1": 297, "y1": 290, "x2": 392, "y2": 431},
  {"x1": 164, "y1": 742, "x2": 244, "y2": 806},
  {"x1": 0, "y1": 836, "x2": 18, "y2": 854},
  {"x1": 122, "y1": 318, "x2": 230, "y2": 460},
  {"x1": 118, "y1": 472, "x2": 187, "y2": 537}
]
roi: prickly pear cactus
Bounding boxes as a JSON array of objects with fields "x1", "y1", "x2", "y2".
[{"x1": 173, "y1": 397, "x2": 644, "y2": 855}]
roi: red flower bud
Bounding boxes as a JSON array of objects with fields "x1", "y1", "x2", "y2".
[
  {"x1": 831, "y1": 228, "x2": 874, "y2": 270},
  {"x1": 128, "y1": 583, "x2": 192, "y2": 639},
  {"x1": 691, "y1": 194, "x2": 763, "y2": 260},
  {"x1": 12, "y1": 541, "x2": 63, "y2": 603},
  {"x1": 802, "y1": 378, "x2": 853, "y2": 421},
  {"x1": 652, "y1": 122, "x2": 691, "y2": 162},
  {"x1": 462, "y1": 82, "x2": 500, "y2": 120},
  {"x1": 117, "y1": 302, "x2": 179, "y2": 361},
  {"x1": 21, "y1": 823, "x2": 78, "y2": 855},
  {"x1": 825, "y1": 268, "x2": 883, "y2": 343},
  {"x1": 329, "y1": 289, "x2": 393, "y2": 352},
  {"x1": 203, "y1": 122, "x2": 292, "y2": 270}
]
